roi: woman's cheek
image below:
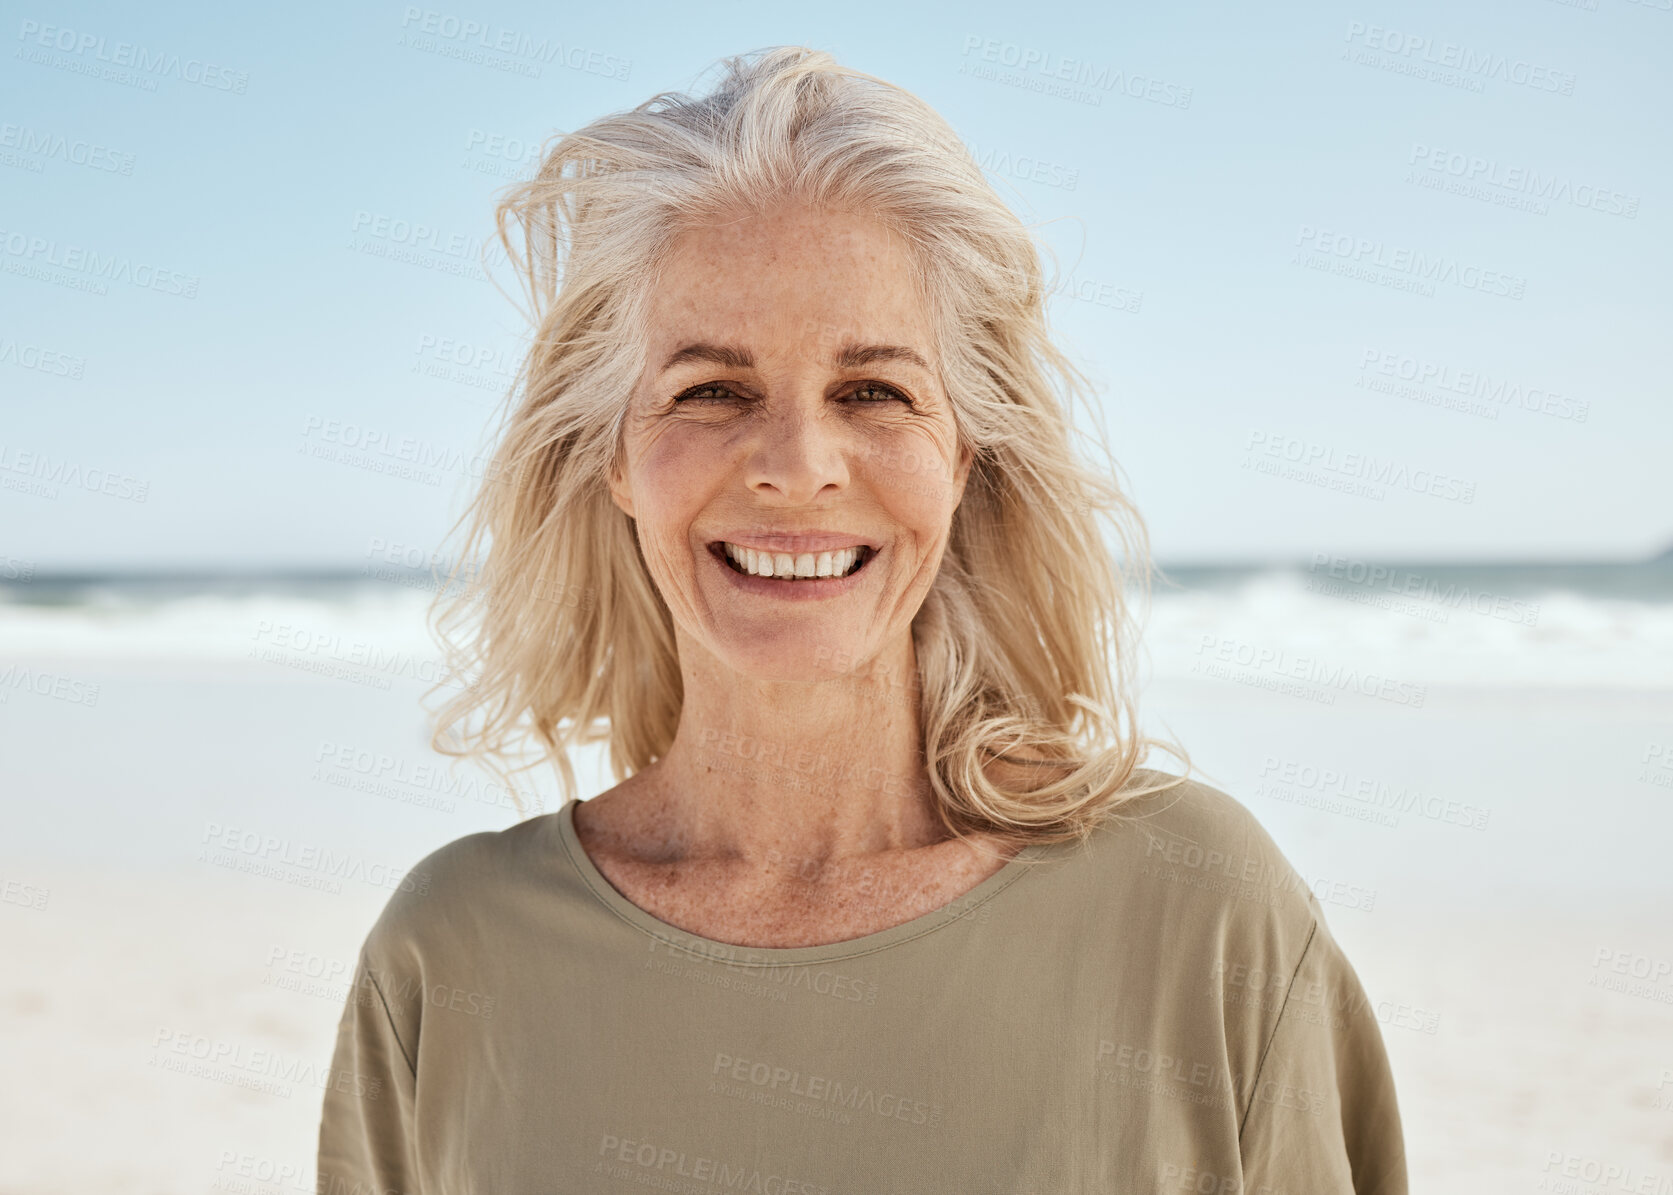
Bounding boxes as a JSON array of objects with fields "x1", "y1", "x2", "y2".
[{"x1": 867, "y1": 429, "x2": 964, "y2": 521}]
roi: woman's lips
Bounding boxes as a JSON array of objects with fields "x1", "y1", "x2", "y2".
[{"x1": 707, "y1": 541, "x2": 878, "y2": 597}]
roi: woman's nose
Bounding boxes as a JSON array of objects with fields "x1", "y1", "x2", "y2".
[{"x1": 741, "y1": 397, "x2": 852, "y2": 503}]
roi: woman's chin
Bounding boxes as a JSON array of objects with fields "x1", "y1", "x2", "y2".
[{"x1": 711, "y1": 635, "x2": 872, "y2": 684}]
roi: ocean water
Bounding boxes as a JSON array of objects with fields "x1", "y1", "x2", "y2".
[{"x1": 3, "y1": 554, "x2": 1670, "y2": 683}]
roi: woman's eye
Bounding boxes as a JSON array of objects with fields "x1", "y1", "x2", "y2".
[
  {"x1": 673, "y1": 382, "x2": 909, "y2": 405},
  {"x1": 673, "y1": 384, "x2": 737, "y2": 403},
  {"x1": 851, "y1": 383, "x2": 910, "y2": 404}
]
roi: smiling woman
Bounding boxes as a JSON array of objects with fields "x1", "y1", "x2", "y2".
[{"x1": 316, "y1": 45, "x2": 1407, "y2": 1194}]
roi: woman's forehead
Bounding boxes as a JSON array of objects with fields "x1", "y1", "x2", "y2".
[
  {"x1": 647, "y1": 210, "x2": 933, "y2": 354},
  {"x1": 665, "y1": 200, "x2": 900, "y2": 252}
]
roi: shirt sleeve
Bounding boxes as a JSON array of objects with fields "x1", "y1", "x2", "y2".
[
  {"x1": 316, "y1": 947, "x2": 422, "y2": 1195},
  {"x1": 1237, "y1": 915, "x2": 1408, "y2": 1195}
]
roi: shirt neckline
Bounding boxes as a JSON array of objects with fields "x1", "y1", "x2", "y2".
[{"x1": 553, "y1": 796, "x2": 1052, "y2": 966}]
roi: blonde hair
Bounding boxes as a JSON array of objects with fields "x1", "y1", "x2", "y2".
[{"x1": 423, "y1": 44, "x2": 1192, "y2": 852}]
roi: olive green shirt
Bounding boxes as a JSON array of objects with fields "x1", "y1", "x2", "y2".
[{"x1": 317, "y1": 770, "x2": 1407, "y2": 1193}]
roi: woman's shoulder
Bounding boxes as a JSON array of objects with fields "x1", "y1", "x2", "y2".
[
  {"x1": 1094, "y1": 766, "x2": 1291, "y2": 851},
  {"x1": 1079, "y1": 767, "x2": 1326, "y2": 935},
  {"x1": 355, "y1": 811, "x2": 565, "y2": 972},
  {"x1": 1096, "y1": 774, "x2": 1404, "y2": 1184}
]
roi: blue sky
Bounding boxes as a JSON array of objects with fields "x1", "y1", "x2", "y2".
[{"x1": 3, "y1": 0, "x2": 1668, "y2": 568}]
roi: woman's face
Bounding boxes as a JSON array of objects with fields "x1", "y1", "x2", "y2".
[{"x1": 609, "y1": 201, "x2": 972, "y2": 685}]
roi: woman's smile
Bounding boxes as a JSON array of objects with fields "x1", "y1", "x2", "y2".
[{"x1": 706, "y1": 539, "x2": 880, "y2": 599}]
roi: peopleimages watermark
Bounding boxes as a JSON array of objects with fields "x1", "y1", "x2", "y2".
[
  {"x1": 0, "y1": 662, "x2": 100, "y2": 708},
  {"x1": 396, "y1": 8, "x2": 630, "y2": 81},
  {"x1": 348, "y1": 210, "x2": 508, "y2": 282},
  {"x1": 1342, "y1": 21, "x2": 1577, "y2": 96},
  {"x1": 0, "y1": 227, "x2": 200, "y2": 298},
  {"x1": 149, "y1": 1028, "x2": 374, "y2": 1102},
  {"x1": 0, "y1": 335, "x2": 86, "y2": 380},
  {"x1": 360, "y1": 534, "x2": 479, "y2": 597},
  {"x1": 1539, "y1": 1152, "x2": 1671, "y2": 1193},
  {"x1": 1093, "y1": 1041, "x2": 1329, "y2": 1116},
  {"x1": 211, "y1": 1151, "x2": 313, "y2": 1194},
  {"x1": 311, "y1": 738, "x2": 536, "y2": 815},
  {"x1": 264, "y1": 943, "x2": 497, "y2": 1018},
  {"x1": 249, "y1": 617, "x2": 465, "y2": 693},
  {"x1": 411, "y1": 330, "x2": 520, "y2": 398},
  {"x1": 0, "y1": 121, "x2": 135, "y2": 175},
  {"x1": 1244, "y1": 430, "x2": 1477, "y2": 505},
  {"x1": 1, "y1": 554, "x2": 36, "y2": 583},
  {"x1": 1213, "y1": 958, "x2": 1442, "y2": 1036},
  {"x1": 1407, "y1": 143, "x2": 1638, "y2": 219},
  {"x1": 1192, "y1": 632, "x2": 1427, "y2": 709},
  {"x1": 957, "y1": 35, "x2": 1192, "y2": 109},
  {"x1": 1140, "y1": 833, "x2": 1379, "y2": 912},
  {"x1": 645, "y1": 934, "x2": 882, "y2": 1008},
  {"x1": 1356, "y1": 346, "x2": 1588, "y2": 423},
  {"x1": 0, "y1": 443, "x2": 149, "y2": 502},
  {"x1": 15, "y1": 19, "x2": 251, "y2": 94},
  {"x1": 1306, "y1": 553, "x2": 1541, "y2": 628},
  {"x1": 709, "y1": 1049, "x2": 943, "y2": 1129},
  {"x1": 460, "y1": 126, "x2": 544, "y2": 184},
  {"x1": 1292, "y1": 224, "x2": 1526, "y2": 300},
  {"x1": 963, "y1": 138, "x2": 1080, "y2": 191},
  {"x1": 1588, "y1": 948, "x2": 1673, "y2": 1005},
  {"x1": 1157, "y1": 1162, "x2": 1283, "y2": 1195},
  {"x1": 298, "y1": 411, "x2": 504, "y2": 487},
  {"x1": 591, "y1": 1131, "x2": 830, "y2": 1195},
  {"x1": 1640, "y1": 741, "x2": 1673, "y2": 791},
  {"x1": 1, "y1": 877, "x2": 51, "y2": 911},
  {"x1": 1256, "y1": 755, "x2": 1493, "y2": 831},
  {"x1": 197, "y1": 821, "x2": 430, "y2": 897},
  {"x1": 1053, "y1": 273, "x2": 1144, "y2": 314}
]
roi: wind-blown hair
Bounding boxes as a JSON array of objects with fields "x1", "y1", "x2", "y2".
[{"x1": 423, "y1": 44, "x2": 1191, "y2": 852}]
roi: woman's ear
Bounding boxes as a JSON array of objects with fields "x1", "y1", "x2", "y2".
[
  {"x1": 606, "y1": 456, "x2": 635, "y2": 519},
  {"x1": 951, "y1": 440, "x2": 976, "y2": 504}
]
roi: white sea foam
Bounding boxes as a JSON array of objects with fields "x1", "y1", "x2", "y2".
[
  {"x1": 1, "y1": 570, "x2": 1669, "y2": 688},
  {"x1": 1137, "y1": 569, "x2": 1673, "y2": 689},
  {"x1": 0, "y1": 586, "x2": 440, "y2": 664}
]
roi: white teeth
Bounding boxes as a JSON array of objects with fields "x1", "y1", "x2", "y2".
[{"x1": 721, "y1": 543, "x2": 866, "y2": 580}]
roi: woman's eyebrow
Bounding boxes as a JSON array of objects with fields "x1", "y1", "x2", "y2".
[
  {"x1": 660, "y1": 342, "x2": 754, "y2": 373},
  {"x1": 659, "y1": 341, "x2": 930, "y2": 374},
  {"x1": 833, "y1": 343, "x2": 930, "y2": 372}
]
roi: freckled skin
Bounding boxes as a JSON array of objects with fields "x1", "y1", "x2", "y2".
[{"x1": 576, "y1": 201, "x2": 1022, "y2": 949}]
